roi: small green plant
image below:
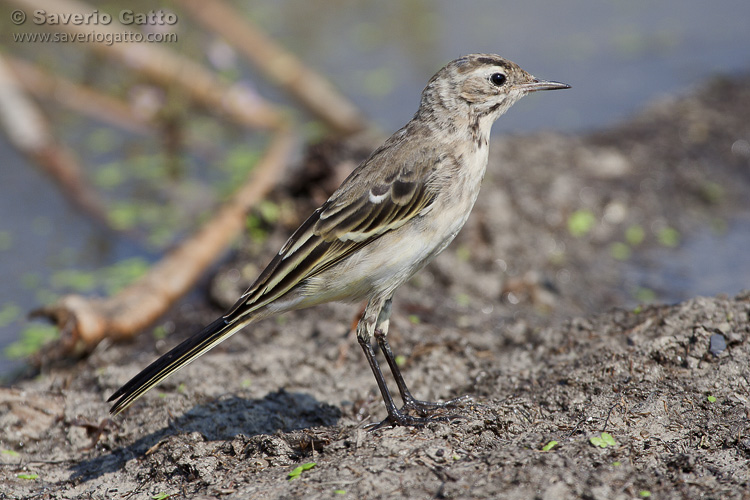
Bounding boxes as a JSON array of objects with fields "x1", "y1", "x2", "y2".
[
  {"x1": 657, "y1": 226, "x2": 680, "y2": 247},
  {"x1": 707, "y1": 395, "x2": 717, "y2": 403},
  {"x1": 455, "y1": 293, "x2": 471, "y2": 307},
  {"x1": 257, "y1": 200, "x2": 281, "y2": 224},
  {"x1": 334, "y1": 490, "x2": 346, "y2": 495},
  {"x1": 151, "y1": 493, "x2": 171, "y2": 500},
  {"x1": 639, "y1": 490, "x2": 652, "y2": 498},
  {"x1": 567, "y1": 210, "x2": 596, "y2": 237},
  {"x1": 17, "y1": 473, "x2": 38, "y2": 480},
  {"x1": 590, "y1": 432, "x2": 618, "y2": 448},
  {"x1": 0, "y1": 303, "x2": 20, "y2": 327},
  {"x1": 5, "y1": 324, "x2": 59, "y2": 359},
  {"x1": 542, "y1": 440, "x2": 558, "y2": 452},
  {"x1": 152, "y1": 325, "x2": 168, "y2": 340},
  {"x1": 2, "y1": 449, "x2": 19, "y2": 456},
  {"x1": 288, "y1": 462, "x2": 316, "y2": 480},
  {"x1": 455, "y1": 245, "x2": 471, "y2": 262},
  {"x1": 634, "y1": 287, "x2": 656, "y2": 303},
  {"x1": 625, "y1": 224, "x2": 645, "y2": 246},
  {"x1": 609, "y1": 242, "x2": 631, "y2": 261},
  {"x1": 0, "y1": 230, "x2": 13, "y2": 251}
]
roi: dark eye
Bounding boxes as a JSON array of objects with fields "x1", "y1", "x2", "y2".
[{"x1": 490, "y1": 73, "x2": 506, "y2": 86}]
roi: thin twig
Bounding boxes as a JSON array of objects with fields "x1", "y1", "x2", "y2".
[
  {"x1": 0, "y1": 53, "x2": 115, "y2": 229},
  {"x1": 7, "y1": 0, "x2": 287, "y2": 131},
  {"x1": 6, "y1": 56, "x2": 154, "y2": 135},
  {"x1": 177, "y1": 0, "x2": 369, "y2": 135}
]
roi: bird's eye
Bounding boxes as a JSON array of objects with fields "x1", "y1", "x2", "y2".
[{"x1": 490, "y1": 73, "x2": 506, "y2": 86}]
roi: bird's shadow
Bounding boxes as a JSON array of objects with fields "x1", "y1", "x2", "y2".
[{"x1": 70, "y1": 389, "x2": 341, "y2": 483}]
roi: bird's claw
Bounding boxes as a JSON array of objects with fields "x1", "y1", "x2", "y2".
[{"x1": 365, "y1": 395, "x2": 471, "y2": 431}]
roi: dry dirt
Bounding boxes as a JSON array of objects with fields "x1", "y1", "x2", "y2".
[{"x1": 2, "y1": 76, "x2": 750, "y2": 499}]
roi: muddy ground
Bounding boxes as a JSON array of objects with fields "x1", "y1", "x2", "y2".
[{"x1": 2, "y1": 75, "x2": 750, "y2": 499}]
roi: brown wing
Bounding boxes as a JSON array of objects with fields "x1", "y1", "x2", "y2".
[{"x1": 224, "y1": 150, "x2": 439, "y2": 323}]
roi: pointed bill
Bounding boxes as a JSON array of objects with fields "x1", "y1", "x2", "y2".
[{"x1": 517, "y1": 78, "x2": 571, "y2": 92}]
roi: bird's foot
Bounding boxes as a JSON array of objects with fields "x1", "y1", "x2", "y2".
[
  {"x1": 365, "y1": 395, "x2": 471, "y2": 431},
  {"x1": 401, "y1": 394, "x2": 472, "y2": 417}
]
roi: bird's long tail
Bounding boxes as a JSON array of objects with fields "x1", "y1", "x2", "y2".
[{"x1": 108, "y1": 316, "x2": 252, "y2": 415}]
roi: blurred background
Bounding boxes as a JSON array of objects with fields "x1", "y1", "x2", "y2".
[{"x1": 1, "y1": 0, "x2": 749, "y2": 376}]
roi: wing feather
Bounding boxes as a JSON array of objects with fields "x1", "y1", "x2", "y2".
[{"x1": 224, "y1": 150, "x2": 440, "y2": 323}]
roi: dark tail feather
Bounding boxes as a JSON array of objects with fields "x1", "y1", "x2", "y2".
[{"x1": 108, "y1": 316, "x2": 252, "y2": 415}]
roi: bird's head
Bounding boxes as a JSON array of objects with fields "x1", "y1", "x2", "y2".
[{"x1": 419, "y1": 54, "x2": 570, "y2": 131}]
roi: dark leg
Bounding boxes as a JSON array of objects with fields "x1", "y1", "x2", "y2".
[
  {"x1": 375, "y1": 331, "x2": 470, "y2": 417},
  {"x1": 357, "y1": 297, "x2": 468, "y2": 430}
]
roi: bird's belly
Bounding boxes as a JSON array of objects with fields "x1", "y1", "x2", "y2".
[{"x1": 294, "y1": 219, "x2": 457, "y2": 308}]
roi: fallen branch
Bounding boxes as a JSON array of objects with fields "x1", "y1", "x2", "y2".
[
  {"x1": 0, "y1": 54, "x2": 114, "y2": 229},
  {"x1": 32, "y1": 128, "x2": 295, "y2": 357},
  {"x1": 6, "y1": 56, "x2": 154, "y2": 135},
  {"x1": 177, "y1": 0, "x2": 369, "y2": 135},
  {"x1": 7, "y1": 0, "x2": 287, "y2": 131}
]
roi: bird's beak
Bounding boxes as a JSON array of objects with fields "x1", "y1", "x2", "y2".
[{"x1": 517, "y1": 78, "x2": 571, "y2": 92}]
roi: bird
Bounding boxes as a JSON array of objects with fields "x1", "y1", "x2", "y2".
[{"x1": 108, "y1": 54, "x2": 570, "y2": 428}]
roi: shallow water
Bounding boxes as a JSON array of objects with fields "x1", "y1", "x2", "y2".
[{"x1": 625, "y1": 215, "x2": 750, "y2": 305}]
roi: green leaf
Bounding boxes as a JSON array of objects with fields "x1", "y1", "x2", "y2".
[
  {"x1": 657, "y1": 227, "x2": 680, "y2": 247},
  {"x1": 152, "y1": 493, "x2": 171, "y2": 500},
  {"x1": 0, "y1": 303, "x2": 21, "y2": 327},
  {"x1": 100, "y1": 257, "x2": 149, "y2": 295},
  {"x1": 334, "y1": 490, "x2": 346, "y2": 495},
  {"x1": 590, "y1": 432, "x2": 618, "y2": 448},
  {"x1": 601, "y1": 432, "x2": 617, "y2": 446},
  {"x1": 17, "y1": 473, "x2": 38, "y2": 480},
  {"x1": 94, "y1": 162, "x2": 126, "y2": 189},
  {"x1": 609, "y1": 242, "x2": 631, "y2": 261},
  {"x1": 639, "y1": 491, "x2": 651, "y2": 498},
  {"x1": 0, "y1": 230, "x2": 12, "y2": 251},
  {"x1": 257, "y1": 200, "x2": 281, "y2": 223},
  {"x1": 394, "y1": 355, "x2": 406, "y2": 367},
  {"x1": 455, "y1": 293, "x2": 471, "y2": 307},
  {"x1": 152, "y1": 325, "x2": 168, "y2": 340},
  {"x1": 455, "y1": 245, "x2": 471, "y2": 262},
  {"x1": 625, "y1": 224, "x2": 645, "y2": 246},
  {"x1": 567, "y1": 210, "x2": 596, "y2": 237},
  {"x1": 50, "y1": 269, "x2": 97, "y2": 292},
  {"x1": 288, "y1": 462, "x2": 316, "y2": 480},
  {"x1": 5, "y1": 324, "x2": 59, "y2": 359},
  {"x1": 700, "y1": 181, "x2": 724, "y2": 204},
  {"x1": 2, "y1": 449, "x2": 19, "y2": 456},
  {"x1": 707, "y1": 395, "x2": 717, "y2": 403},
  {"x1": 634, "y1": 287, "x2": 656, "y2": 303},
  {"x1": 542, "y1": 440, "x2": 558, "y2": 452}
]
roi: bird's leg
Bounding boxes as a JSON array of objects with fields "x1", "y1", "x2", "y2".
[
  {"x1": 357, "y1": 299, "x2": 401, "y2": 420},
  {"x1": 358, "y1": 298, "x2": 466, "y2": 430},
  {"x1": 375, "y1": 331, "x2": 469, "y2": 415},
  {"x1": 373, "y1": 299, "x2": 469, "y2": 417}
]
